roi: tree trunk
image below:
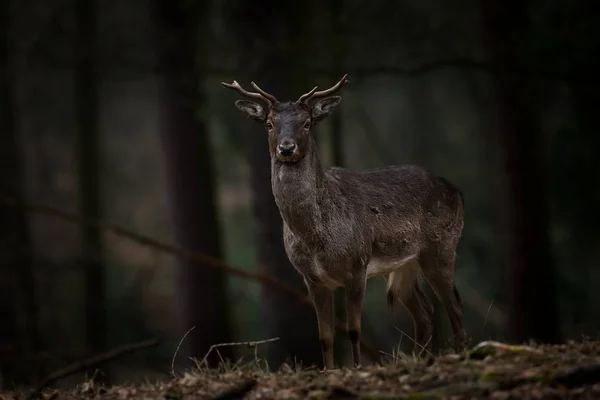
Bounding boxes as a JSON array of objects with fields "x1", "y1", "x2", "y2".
[
  {"x1": 567, "y1": 85, "x2": 597, "y2": 331},
  {"x1": 75, "y1": 0, "x2": 108, "y2": 376},
  {"x1": 408, "y1": 78, "x2": 448, "y2": 353},
  {"x1": 552, "y1": 1, "x2": 598, "y2": 335},
  {"x1": 327, "y1": 0, "x2": 350, "y2": 366},
  {"x1": 481, "y1": 0, "x2": 560, "y2": 344},
  {"x1": 0, "y1": 0, "x2": 39, "y2": 387},
  {"x1": 227, "y1": 1, "x2": 323, "y2": 368},
  {"x1": 153, "y1": 0, "x2": 233, "y2": 368}
]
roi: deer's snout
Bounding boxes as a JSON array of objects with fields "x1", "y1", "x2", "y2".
[{"x1": 277, "y1": 140, "x2": 297, "y2": 156}]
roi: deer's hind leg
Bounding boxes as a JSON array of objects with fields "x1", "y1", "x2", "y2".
[
  {"x1": 419, "y1": 248, "x2": 466, "y2": 351},
  {"x1": 386, "y1": 261, "x2": 434, "y2": 353}
]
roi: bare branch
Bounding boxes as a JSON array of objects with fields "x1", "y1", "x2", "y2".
[
  {"x1": 26, "y1": 338, "x2": 159, "y2": 399},
  {"x1": 0, "y1": 193, "x2": 307, "y2": 306},
  {"x1": 0, "y1": 194, "x2": 380, "y2": 362}
]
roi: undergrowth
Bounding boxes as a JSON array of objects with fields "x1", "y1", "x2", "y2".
[{"x1": 2, "y1": 340, "x2": 600, "y2": 400}]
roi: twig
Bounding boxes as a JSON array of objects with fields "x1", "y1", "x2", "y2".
[
  {"x1": 197, "y1": 337, "x2": 280, "y2": 369},
  {"x1": 483, "y1": 299, "x2": 494, "y2": 329},
  {"x1": 171, "y1": 326, "x2": 196, "y2": 378},
  {"x1": 394, "y1": 327, "x2": 434, "y2": 358},
  {"x1": 0, "y1": 194, "x2": 380, "y2": 363},
  {"x1": 26, "y1": 338, "x2": 159, "y2": 400},
  {"x1": 417, "y1": 335, "x2": 433, "y2": 358},
  {"x1": 378, "y1": 349, "x2": 396, "y2": 360},
  {"x1": 456, "y1": 281, "x2": 506, "y2": 325}
]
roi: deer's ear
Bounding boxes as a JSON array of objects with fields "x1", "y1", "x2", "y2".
[
  {"x1": 312, "y1": 96, "x2": 342, "y2": 123},
  {"x1": 235, "y1": 100, "x2": 266, "y2": 122}
]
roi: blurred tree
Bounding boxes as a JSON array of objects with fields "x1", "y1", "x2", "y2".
[
  {"x1": 226, "y1": 0, "x2": 323, "y2": 368},
  {"x1": 407, "y1": 78, "x2": 448, "y2": 353},
  {"x1": 75, "y1": 0, "x2": 109, "y2": 378},
  {"x1": 0, "y1": 0, "x2": 39, "y2": 387},
  {"x1": 327, "y1": 0, "x2": 350, "y2": 366},
  {"x1": 327, "y1": 2, "x2": 347, "y2": 174},
  {"x1": 153, "y1": 0, "x2": 233, "y2": 367},
  {"x1": 481, "y1": 0, "x2": 560, "y2": 343},
  {"x1": 544, "y1": 0, "x2": 599, "y2": 336}
]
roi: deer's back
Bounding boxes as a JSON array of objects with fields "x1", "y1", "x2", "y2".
[{"x1": 325, "y1": 164, "x2": 464, "y2": 260}]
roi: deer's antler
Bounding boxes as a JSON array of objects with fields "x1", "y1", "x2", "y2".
[
  {"x1": 297, "y1": 74, "x2": 349, "y2": 104},
  {"x1": 221, "y1": 80, "x2": 278, "y2": 106}
]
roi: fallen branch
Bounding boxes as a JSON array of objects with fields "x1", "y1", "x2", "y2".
[
  {"x1": 197, "y1": 337, "x2": 280, "y2": 369},
  {"x1": 26, "y1": 338, "x2": 159, "y2": 400},
  {"x1": 0, "y1": 194, "x2": 380, "y2": 363}
]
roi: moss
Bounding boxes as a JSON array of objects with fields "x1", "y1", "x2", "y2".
[
  {"x1": 532, "y1": 369, "x2": 556, "y2": 384},
  {"x1": 479, "y1": 368, "x2": 501, "y2": 382},
  {"x1": 402, "y1": 391, "x2": 439, "y2": 399},
  {"x1": 306, "y1": 389, "x2": 328, "y2": 399},
  {"x1": 468, "y1": 341, "x2": 542, "y2": 360}
]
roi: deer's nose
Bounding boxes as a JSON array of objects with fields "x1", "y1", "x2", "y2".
[{"x1": 277, "y1": 141, "x2": 297, "y2": 156}]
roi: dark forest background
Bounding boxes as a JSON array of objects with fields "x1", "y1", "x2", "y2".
[{"x1": 1, "y1": 0, "x2": 598, "y2": 390}]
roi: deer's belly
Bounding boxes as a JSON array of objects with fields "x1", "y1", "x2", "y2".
[{"x1": 366, "y1": 254, "x2": 418, "y2": 278}]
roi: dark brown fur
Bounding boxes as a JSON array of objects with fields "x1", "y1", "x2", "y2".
[{"x1": 222, "y1": 77, "x2": 466, "y2": 370}]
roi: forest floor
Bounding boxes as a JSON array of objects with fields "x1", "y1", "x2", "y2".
[{"x1": 3, "y1": 340, "x2": 600, "y2": 400}]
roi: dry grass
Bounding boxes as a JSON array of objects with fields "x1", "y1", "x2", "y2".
[{"x1": 3, "y1": 340, "x2": 600, "y2": 400}]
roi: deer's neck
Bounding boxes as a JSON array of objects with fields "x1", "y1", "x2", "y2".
[{"x1": 271, "y1": 142, "x2": 329, "y2": 242}]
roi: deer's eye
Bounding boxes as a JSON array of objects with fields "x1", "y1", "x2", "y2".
[
  {"x1": 303, "y1": 121, "x2": 311, "y2": 130},
  {"x1": 266, "y1": 121, "x2": 274, "y2": 130}
]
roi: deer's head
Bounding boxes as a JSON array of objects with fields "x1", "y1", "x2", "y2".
[{"x1": 222, "y1": 74, "x2": 349, "y2": 163}]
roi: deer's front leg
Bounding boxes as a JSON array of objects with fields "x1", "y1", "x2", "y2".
[
  {"x1": 346, "y1": 266, "x2": 366, "y2": 368},
  {"x1": 304, "y1": 279, "x2": 335, "y2": 370}
]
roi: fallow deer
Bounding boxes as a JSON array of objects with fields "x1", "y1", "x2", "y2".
[{"x1": 222, "y1": 74, "x2": 466, "y2": 370}]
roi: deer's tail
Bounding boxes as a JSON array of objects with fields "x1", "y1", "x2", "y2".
[{"x1": 385, "y1": 262, "x2": 422, "y2": 310}]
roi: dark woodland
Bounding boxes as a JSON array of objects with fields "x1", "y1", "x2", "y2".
[{"x1": 0, "y1": 0, "x2": 599, "y2": 398}]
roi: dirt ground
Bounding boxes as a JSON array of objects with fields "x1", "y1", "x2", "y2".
[{"x1": 3, "y1": 340, "x2": 600, "y2": 400}]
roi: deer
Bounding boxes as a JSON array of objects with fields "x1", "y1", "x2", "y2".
[{"x1": 221, "y1": 74, "x2": 466, "y2": 370}]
